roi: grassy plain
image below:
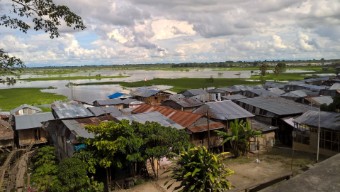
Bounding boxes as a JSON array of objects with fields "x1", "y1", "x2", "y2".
[{"x1": 0, "y1": 88, "x2": 66, "y2": 111}]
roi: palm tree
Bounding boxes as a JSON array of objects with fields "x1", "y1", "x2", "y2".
[
  {"x1": 216, "y1": 119, "x2": 261, "y2": 157},
  {"x1": 165, "y1": 147, "x2": 233, "y2": 192}
]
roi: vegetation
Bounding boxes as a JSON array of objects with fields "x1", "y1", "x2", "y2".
[
  {"x1": 321, "y1": 95, "x2": 340, "y2": 112},
  {"x1": 0, "y1": 88, "x2": 66, "y2": 111},
  {"x1": 76, "y1": 78, "x2": 260, "y2": 93},
  {"x1": 82, "y1": 120, "x2": 190, "y2": 188},
  {"x1": 216, "y1": 119, "x2": 261, "y2": 157},
  {"x1": 30, "y1": 146, "x2": 104, "y2": 192},
  {"x1": 0, "y1": 0, "x2": 85, "y2": 73},
  {"x1": 273, "y1": 62, "x2": 287, "y2": 76},
  {"x1": 166, "y1": 147, "x2": 233, "y2": 192}
]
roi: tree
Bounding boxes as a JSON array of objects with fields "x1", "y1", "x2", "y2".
[
  {"x1": 216, "y1": 119, "x2": 261, "y2": 157},
  {"x1": 166, "y1": 147, "x2": 233, "y2": 192},
  {"x1": 259, "y1": 63, "x2": 268, "y2": 76},
  {"x1": 31, "y1": 146, "x2": 58, "y2": 191},
  {"x1": 51, "y1": 157, "x2": 104, "y2": 192},
  {"x1": 273, "y1": 62, "x2": 286, "y2": 76},
  {"x1": 0, "y1": 0, "x2": 85, "y2": 72},
  {"x1": 320, "y1": 95, "x2": 340, "y2": 112}
]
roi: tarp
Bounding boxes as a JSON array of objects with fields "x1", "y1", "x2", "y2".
[{"x1": 108, "y1": 92, "x2": 124, "y2": 99}]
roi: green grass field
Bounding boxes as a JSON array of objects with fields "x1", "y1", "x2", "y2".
[
  {"x1": 76, "y1": 78, "x2": 260, "y2": 92},
  {"x1": 0, "y1": 88, "x2": 67, "y2": 111}
]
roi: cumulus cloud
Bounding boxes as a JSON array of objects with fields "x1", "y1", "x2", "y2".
[{"x1": 1, "y1": 0, "x2": 340, "y2": 66}]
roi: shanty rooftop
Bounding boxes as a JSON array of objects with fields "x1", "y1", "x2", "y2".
[
  {"x1": 294, "y1": 110, "x2": 340, "y2": 130},
  {"x1": 15, "y1": 112, "x2": 54, "y2": 130},
  {"x1": 52, "y1": 101, "x2": 93, "y2": 119},
  {"x1": 194, "y1": 100, "x2": 254, "y2": 120}
]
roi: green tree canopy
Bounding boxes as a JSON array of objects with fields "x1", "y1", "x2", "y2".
[
  {"x1": 166, "y1": 147, "x2": 233, "y2": 192},
  {"x1": 0, "y1": 0, "x2": 85, "y2": 73}
]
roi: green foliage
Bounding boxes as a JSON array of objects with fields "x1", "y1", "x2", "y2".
[
  {"x1": 259, "y1": 63, "x2": 269, "y2": 76},
  {"x1": 84, "y1": 120, "x2": 190, "y2": 178},
  {"x1": 31, "y1": 146, "x2": 58, "y2": 191},
  {"x1": 50, "y1": 157, "x2": 104, "y2": 192},
  {"x1": 0, "y1": 0, "x2": 85, "y2": 72},
  {"x1": 273, "y1": 62, "x2": 286, "y2": 76},
  {"x1": 166, "y1": 147, "x2": 233, "y2": 192},
  {"x1": 216, "y1": 119, "x2": 261, "y2": 157}
]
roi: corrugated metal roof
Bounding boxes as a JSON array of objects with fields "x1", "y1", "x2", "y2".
[
  {"x1": 268, "y1": 88, "x2": 285, "y2": 95},
  {"x1": 132, "y1": 104, "x2": 202, "y2": 127},
  {"x1": 182, "y1": 89, "x2": 208, "y2": 97},
  {"x1": 251, "y1": 119, "x2": 278, "y2": 133},
  {"x1": 247, "y1": 89, "x2": 280, "y2": 97},
  {"x1": 130, "y1": 88, "x2": 160, "y2": 97},
  {"x1": 10, "y1": 104, "x2": 42, "y2": 114},
  {"x1": 330, "y1": 83, "x2": 340, "y2": 90},
  {"x1": 188, "y1": 121, "x2": 225, "y2": 133},
  {"x1": 15, "y1": 112, "x2": 54, "y2": 130},
  {"x1": 88, "y1": 106, "x2": 122, "y2": 117},
  {"x1": 52, "y1": 101, "x2": 93, "y2": 119},
  {"x1": 282, "y1": 90, "x2": 308, "y2": 98},
  {"x1": 306, "y1": 96, "x2": 333, "y2": 106},
  {"x1": 165, "y1": 97, "x2": 203, "y2": 108},
  {"x1": 222, "y1": 94, "x2": 247, "y2": 100},
  {"x1": 294, "y1": 110, "x2": 340, "y2": 130},
  {"x1": 94, "y1": 98, "x2": 137, "y2": 106},
  {"x1": 237, "y1": 97, "x2": 313, "y2": 116},
  {"x1": 0, "y1": 119, "x2": 13, "y2": 140},
  {"x1": 194, "y1": 100, "x2": 254, "y2": 120},
  {"x1": 264, "y1": 82, "x2": 286, "y2": 89},
  {"x1": 62, "y1": 116, "x2": 116, "y2": 139},
  {"x1": 117, "y1": 111, "x2": 183, "y2": 129}
]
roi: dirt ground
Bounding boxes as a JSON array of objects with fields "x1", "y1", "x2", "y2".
[{"x1": 115, "y1": 147, "x2": 320, "y2": 192}]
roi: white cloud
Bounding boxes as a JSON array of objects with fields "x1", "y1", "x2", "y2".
[{"x1": 272, "y1": 35, "x2": 287, "y2": 49}]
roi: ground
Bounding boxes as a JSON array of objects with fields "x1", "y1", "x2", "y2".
[{"x1": 115, "y1": 147, "x2": 323, "y2": 192}]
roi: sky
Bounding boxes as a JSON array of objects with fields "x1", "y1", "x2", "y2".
[{"x1": 1, "y1": 0, "x2": 340, "y2": 67}]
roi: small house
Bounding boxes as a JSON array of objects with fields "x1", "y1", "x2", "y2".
[
  {"x1": 87, "y1": 106, "x2": 122, "y2": 117},
  {"x1": 93, "y1": 98, "x2": 138, "y2": 109},
  {"x1": 0, "y1": 119, "x2": 13, "y2": 149},
  {"x1": 10, "y1": 104, "x2": 42, "y2": 116},
  {"x1": 14, "y1": 112, "x2": 54, "y2": 147},
  {"x1": 181, "y1": 89, "x2": 210, "y2": 102},
  {"x1": 162, "y1": 97, "x2": 203, "y2": 111},
  {"x1": 130, "y1": 88, "x2": 171, "y2": 105}
]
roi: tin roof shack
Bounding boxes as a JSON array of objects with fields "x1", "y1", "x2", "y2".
[
  {"x1": 293, "y1": 110, "x2": 340, "y2": 156},
  {"x1": 260, "y1": 153, "x2": 340, "y2": 192},
  {"x1": 193, "y1": 101, "x2": 254, "y2": 152},
  {"x1": 181, "y1": 89, "x2": 210, "y2": 102},
  {"x1": 0, "y1": 119, "x2": 13, "y2": 149},
  {"x1": 14, "y1": 112, "x2": 54, "y2": 147},
  {"x1": 132, "y1": 104, "x2": 225, "y2": 149},
  {"x1": 51, "y1": 101, "x2": 93, "y2": 119},
  {"x1": 46, "y1": 116, "x2": 115, "y2": 159},
  {"x1": 234, "y1": 97, "x2": 315, "y2": 145},
  {"x1": 161, "y1": 97, "x2": 203, "y2": 111},
  {"x1": 221, "y1": 94, "x2": 247, "y2": 101},
  {"x1": 284, "y1": 83, "x2": 327, "y2": 93},
  {"x1": 207, "y1": 88, "x2": 230, "y2": 101},
  {"x1": 93, "y1": 98, "x2": 138, "y2": 109},
  {"x1": 250, "y1": 120, "x2": 278, "y2": 151},
  {"x1": 305, "y1": 96, "x2": 333, "y2": 107},
  {"x1": 10, "y1": 104, "x2": 42, "y2": 116},
  {"x1": 87, "y1": 106, "x2": 122, "y2": 117},
  {"x1": 130, "y1": 88, "x2": 171, "y2": 105},
  {"x1": 241, "y1": 89, "x2": 280, "y2": 98}
]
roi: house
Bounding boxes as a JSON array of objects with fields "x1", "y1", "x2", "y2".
[
  {"x1": 14, "y1": 112, "x2": 54, "y2": 147},
  {"x1": 284, "y1": 83, "x2": 327, "y2": 92},
  {"x1": 281, "y1": 90, "x2": 309, "y2": 103},
  {"x1": 221, "y1": 94, "x2": 247, "y2": 101},
  {"x1": 93, "y1": 98, "x2": 138, "y2": 109},
  {"x1": 181, "y1": 89, "x2": 210, "y2": 102},
  {"x1": 45, "y1": 116, "x2": 115, "y2": 159},
  {"x1": 130, "y1": 87, "x2": 171, "y2": 105},
  {"x1": 293, "y1": 110, "x2": 340, "y2": 156},
  {"x1": 234, "y1": 97, "x2": 315, "y2": 145},
  {"x1": 10, "y1": 104, "x2": 42, "y2": 115},
  {"x1": 87, "y1": 106, "x2": 122, "y2": 117},
  {"x1": 51, "y1": 101, "x2": 93, "y2": 119},
  {"x1": 249, "y1": 120, "x2": 278, "y2": 151},
  {"x1": 241, "y1": 89, "x2": 280, "y2": 98},
  {"x1": 267, "y1": 88, "x2": 285, "y2": 95},
  {"x1": 161, "y1": 97, "x2": 203, "y2": 111},
  {"x1": 207, "y1": 88, "x2": 229, "y2": 101},
  {"x1": 305, "y1": 96, "x2": 333, "y2": 107},
  {"x1": 132, "y1": 104, "x2": 226, "y2": 149},
  {"x1": 0, "y1": 119, "x2": 13, "y2": 149}
]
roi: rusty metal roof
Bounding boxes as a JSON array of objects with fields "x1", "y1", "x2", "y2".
[
  {"x1": 132, "y1": 104, "x2": 203, "y2": 127},
  {"x1": 0, "y1": 119, "x2": 13, "y2": 140},
  {"x1": 188, "y1": 121, "x2": 225, "y2": 133}
]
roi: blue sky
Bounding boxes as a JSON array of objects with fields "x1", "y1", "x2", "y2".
[{"x1": 1, "y1": 0, "x2": 340, "y2": 67}]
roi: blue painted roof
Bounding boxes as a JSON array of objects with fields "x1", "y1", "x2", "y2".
[{"x1": 108, "y1": 92, "x2": 124, "y2": 99}]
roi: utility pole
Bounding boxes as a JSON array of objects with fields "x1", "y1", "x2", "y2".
[
  {"x1": 316, "y1": 108, "x2": 321, "y2": 162},
  {"x1": 207, "y1": 109, "x2": 210, "y2": 151}
]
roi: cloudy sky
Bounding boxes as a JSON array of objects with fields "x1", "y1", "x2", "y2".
[{"x1": 1, "y1": 0, "x2": 340, "y2": 67}]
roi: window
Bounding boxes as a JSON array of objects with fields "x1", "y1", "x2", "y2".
[
  {"x1": 293, "y1": 130, "x2": 310, "y2": 145},
  {"x1": 320, "y1": 129, "x2": 340, "y2": 152}
]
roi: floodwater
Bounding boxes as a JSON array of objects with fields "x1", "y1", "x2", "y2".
[{"x1": 0, "y1": 69, "x2": 253, "y2": 103}]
